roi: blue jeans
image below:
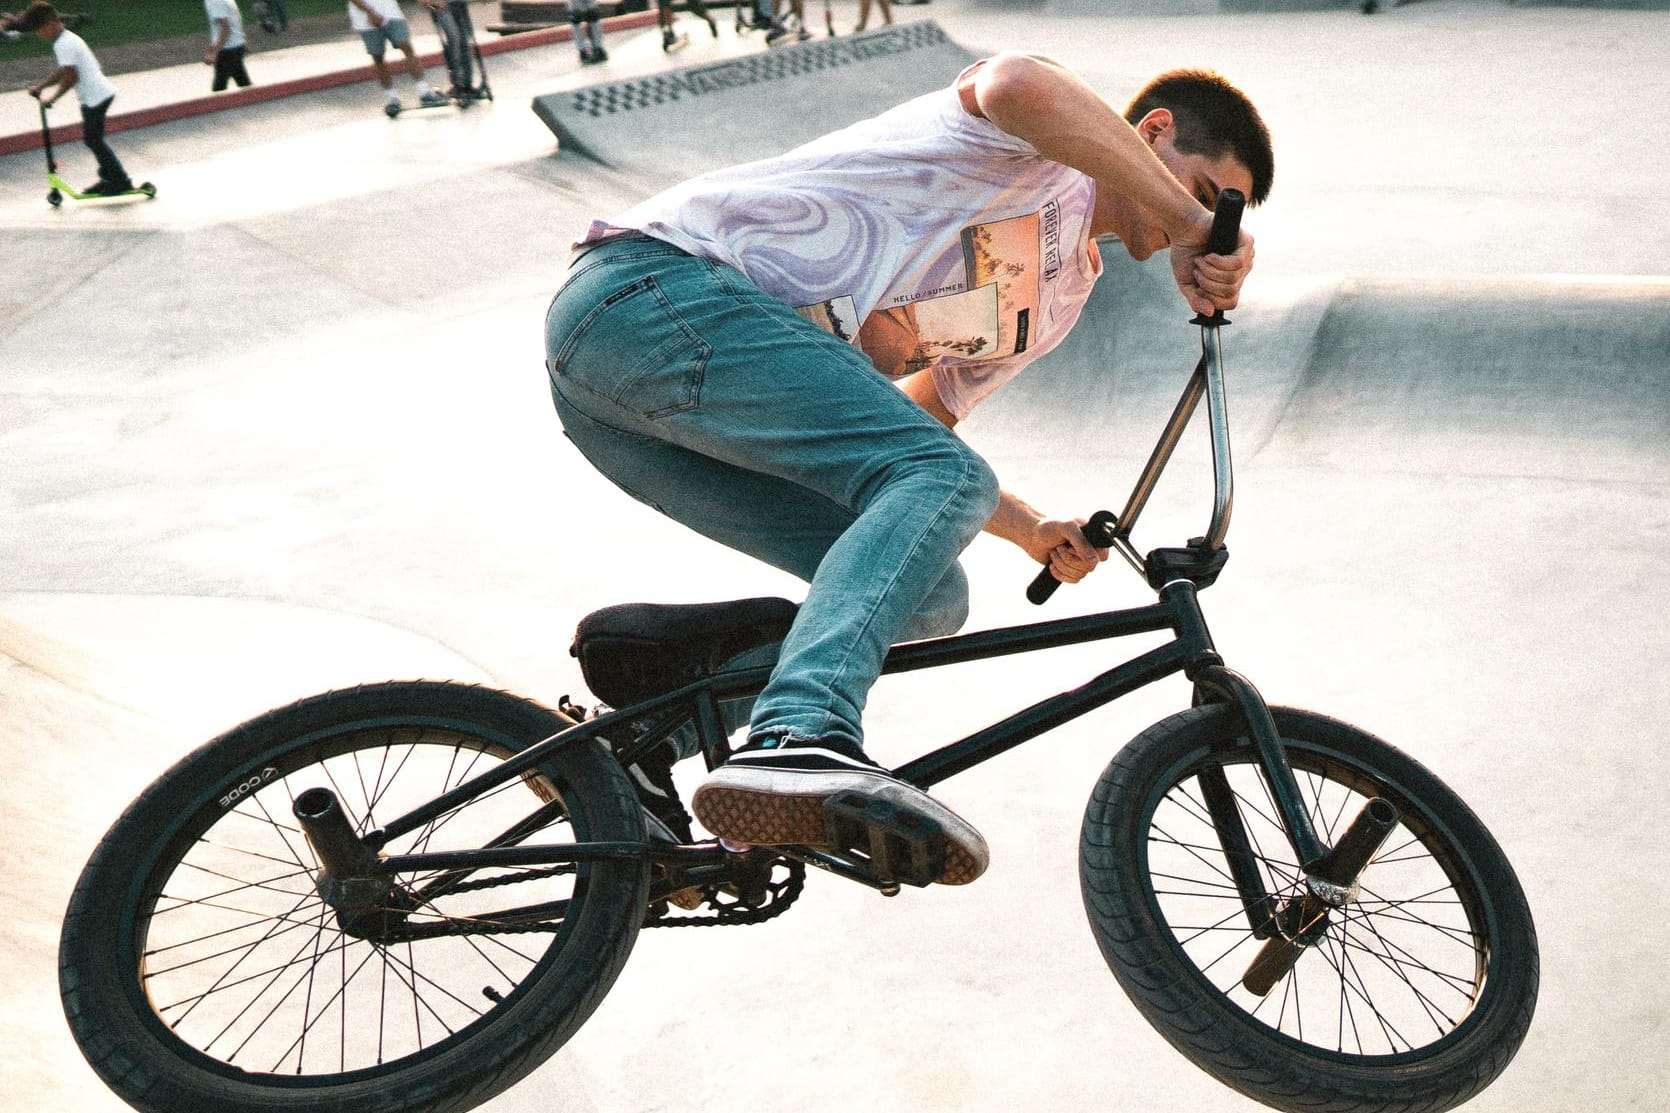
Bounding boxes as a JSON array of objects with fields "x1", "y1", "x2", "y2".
[
  {"x1": 544, "y1": 236, "x2": 999, "y2": 750},
  {"x1": 429, "y1": 1, "x2": 474, "y2": 89}
]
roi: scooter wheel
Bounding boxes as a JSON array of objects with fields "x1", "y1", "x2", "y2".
[
  {"x1": 140, "y1": 182, "x2": 156, "y2": 198},
  {"x1": 47, "y1": 188, "x2": 62, "y2": 207},
  {"x1": 384, "y1": 102, "x2": 401, "y2": 118}
]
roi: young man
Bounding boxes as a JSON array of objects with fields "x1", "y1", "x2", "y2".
[
  {"x1": 853, "y1": 0, "x2": 890, "y2": 32},
  {"x1": 422, "y1": 0, "x2": 477, "y2": 96},
  {"x1": 764, "y1": 0, "x2": 811, "y2": 43},
  {"x1": 203, "y1": 0, "x2": 252, "y2": 91},
  {"x1": 543, "y1": 54, "x2": 1273, "y2": 883},
  {"x1": 14, "y1": 1, "x2": 135, "y2": 195},
  {"x1": 566, "y1": 0, "x2": 605, "y2": 65},
  {"x1": 346, "y1": 0, "x2": 447, "y2": 111},
  {"x1": 655, "y1": 0, "x2": 717, "y2": 53}
]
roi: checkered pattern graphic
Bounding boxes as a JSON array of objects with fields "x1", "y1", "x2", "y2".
[{"x1": 568, "y1": 22, "x2": 951, "y2": 117}]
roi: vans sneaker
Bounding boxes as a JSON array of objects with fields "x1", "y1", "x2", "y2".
[
  {"x1": 691, "y1": 737, "x2": 988, "y2": 884},
  {"x1": 607, "y1": 733, "x2": 695, "y2": 844}
]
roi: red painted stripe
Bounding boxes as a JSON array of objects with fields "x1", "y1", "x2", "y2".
[{"x1": 0, "y1": 11, "x2": 658, "y2": 157}]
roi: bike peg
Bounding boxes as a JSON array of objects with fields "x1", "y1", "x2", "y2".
[{"x1": 1026, "y1": 510, "x2": 1119, "y2": 605}]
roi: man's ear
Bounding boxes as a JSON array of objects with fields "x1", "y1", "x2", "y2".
[{"x1": 1135, "y1": 107, "x2": 1173, "y2": 146}]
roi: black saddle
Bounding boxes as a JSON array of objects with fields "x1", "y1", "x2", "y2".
[{"x1": 571, "y1": 597, "x2": 798, "y2": 709}]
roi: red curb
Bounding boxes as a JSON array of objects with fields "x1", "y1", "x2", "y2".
[{"x1": 0, "y1": 10, "x2": 658, "y2": 158}]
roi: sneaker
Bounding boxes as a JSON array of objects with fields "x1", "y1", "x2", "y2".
[
  {"x1": 764, "y1": 23, "x2": 791, "y2": 44},
  {"x1": 691, "y1": 737, "x2": 989, "y2": 884},
  {"x1": 418, "y1": 89, "x2": 451, "y2": 107},
  {"x1": 613, "y1": 735, "x2": 696, "y2": 844}
]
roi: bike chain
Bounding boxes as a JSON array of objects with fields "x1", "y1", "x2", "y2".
[
  {"x1": 644, "y1": 857, "x2": 806, "y2": 929},
  {"x1": 374, "y1": 857, "x2": 805, "y2": 940}
]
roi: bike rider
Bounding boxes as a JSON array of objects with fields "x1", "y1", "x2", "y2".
[{"x1": 544, "y1": 54, "x2": 1273, "y2": 883}]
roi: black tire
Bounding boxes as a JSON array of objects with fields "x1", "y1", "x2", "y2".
[
  {"x1": 1081, "y1": 705, "x2": 1538, "y2": 1113},
  {"x1": 60, "y1": 681, "x2": 650, "y2": 1113}
]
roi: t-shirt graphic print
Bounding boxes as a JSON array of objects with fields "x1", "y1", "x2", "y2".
[{"x1": 586, "y1": 67, "x2": 1104, "y2": 419}]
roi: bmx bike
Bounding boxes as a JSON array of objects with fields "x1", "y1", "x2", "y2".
[{"x1": 58, "y1": 193, "x2": 1538, "y2": 1113}]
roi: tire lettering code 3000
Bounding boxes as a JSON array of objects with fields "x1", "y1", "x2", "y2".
[{"x1": 219, "y1": 767, "x2": 278, "y2": 808}]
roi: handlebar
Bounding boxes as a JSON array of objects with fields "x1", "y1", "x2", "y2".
[{"x1": 1027, "y1": 188, "x2": 1245, "y2": 604}]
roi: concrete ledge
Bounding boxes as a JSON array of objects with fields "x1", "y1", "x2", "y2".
[
  {"x1": 533, "y1": 20, "x2": 974, "y2": 180},
  {"x1": 0, "y1": 11, "x2": 659, "y2": 158}
]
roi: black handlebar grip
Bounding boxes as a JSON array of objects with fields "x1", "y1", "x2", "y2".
[
  {"x1": 1026, "y1": 563, "x2": 1064, "y2": 606},
  {"x1": 1206, "y1": 188, "x2": 1245, "y2": 257},
  {"x1": 1026, "y1": 511, "x2": 1118, "y2": 605}
]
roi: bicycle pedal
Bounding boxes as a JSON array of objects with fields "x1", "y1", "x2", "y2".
[{"x1": 822, "y1": 790, "x2": 945, "y2": 888}]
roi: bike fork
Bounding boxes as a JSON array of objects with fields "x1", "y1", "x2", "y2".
[{"x1": 1174, "y1": 586, "x2": 1402, "y2": 990}]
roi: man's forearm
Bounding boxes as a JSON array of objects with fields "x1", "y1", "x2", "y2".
[
  {"x1": 983, "y1": 489, "x2": 1043, "y2": 549},
  {"x1": 967, "y1": 53, "x2": 1205, "y2": 245},
  {"x1": 34, "y1": 65, "x2": 75, "y2": 100}
]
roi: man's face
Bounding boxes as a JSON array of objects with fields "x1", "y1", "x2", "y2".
[
  {"x1": 1116, "y1": 111, "x2": 1255, "y2": 260},
  {"x1": 34, "y1": 17, "x2": 62, "y2": 42}
]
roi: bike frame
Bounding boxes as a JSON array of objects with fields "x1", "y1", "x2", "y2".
[{"x1": 354, "y1": 279, "x2": 1345, "y2": 926}]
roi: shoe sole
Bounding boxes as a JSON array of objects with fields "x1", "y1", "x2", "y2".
[{"x1": 692, "y1": 768, "x2": 988, "y2": 885}]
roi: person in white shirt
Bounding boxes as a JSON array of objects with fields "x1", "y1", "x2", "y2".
[
  {"x1": 543, "y1": 55, "x2": 1272, "y2": 882},
  {"x1": 202, "y1": 0, "x2": 251, "y2": 91},
  {"x1": 15, "y1": 1, "x2": 134, "y2": 194},
  {"x1": 347, "y1": 0, "x2": 447, "y2": 111}
]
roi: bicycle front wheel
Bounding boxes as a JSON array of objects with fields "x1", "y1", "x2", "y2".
[
  {"x1": 59, "y1": 681, "x2": 650, "y2": 1113},
  {"x1": 1080, "y1": 705, "x2": 1538, "y2": 1113}
]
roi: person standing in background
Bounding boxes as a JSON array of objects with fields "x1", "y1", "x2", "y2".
[
  {"x1": 566, "y1": 0, "x2": 605, "y2": 64},
  {"x1": 853, "y1": 0, "x2": 889, "y2": 32},
  {"x1": 203, "y1": 0, "x2": 252, "y2": 91},
  {"x1": 423, "y1": 0, "x2": 480, "y2": 97},
  {"x1": 346, "y1": 0, "x2": 448, "y2": 111}
]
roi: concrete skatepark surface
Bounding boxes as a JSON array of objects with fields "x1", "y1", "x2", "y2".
[{"x1": 2, "y1": 2, "x2": 1667, "y2": 1111}]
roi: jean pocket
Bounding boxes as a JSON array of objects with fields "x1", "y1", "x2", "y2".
[{"x1": 550, "y1": 274, "x2": 710, "y2": 420}]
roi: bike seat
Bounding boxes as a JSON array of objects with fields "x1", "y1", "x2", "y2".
[{"x1": 571, "y1": 597, "x2": 797, "y2": 708}]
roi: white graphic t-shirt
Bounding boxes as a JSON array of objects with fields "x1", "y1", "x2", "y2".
[
  {"x1": 52, "y1": 30, "x2": 116, "y2": 108},
  {"x1": 583, "y1": 69, "x2": 1103, "y2": 419}
]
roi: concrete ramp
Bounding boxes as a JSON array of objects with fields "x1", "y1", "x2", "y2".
[
  {"x1": 532, "y1": 21, "x2": 976, "y2": 183},
  {"x1": 983, "y1": 259, "x2": 1670, "y2": 488},
  {"x1": 1260, "y1": 278, "x2": 1670, "y2": 482}
]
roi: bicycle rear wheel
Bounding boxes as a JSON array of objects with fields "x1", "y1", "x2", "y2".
[
  {"x1": 59, "y1": 681, "x2": 649, "y2": 1113},
  {"x1": 1080, "y1": 705, "x2": 1537, "y2": 1113}
]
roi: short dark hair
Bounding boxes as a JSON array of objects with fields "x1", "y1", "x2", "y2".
[
  {"x1": 1125, "y1": 69, "x2": 1274, "y2": 206},
  {"x1": 15, "y1": 1, "x2": 59, "y2": 32}
]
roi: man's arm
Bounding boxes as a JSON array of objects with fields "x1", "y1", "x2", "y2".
[
  {"x1": 204, "y1": 15, "x2": 228, "y2": 64},
  {"x1": 960, "y1": 53, "x2": 1250, "y2": 315},
  {"x1": 30, "y1": 63, "x2": 77, "y2": 103}
]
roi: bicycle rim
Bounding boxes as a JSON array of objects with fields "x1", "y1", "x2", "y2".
[
  {"x1": 128, "y1": 724, "x2": 594, "y2": 1083},
  {"x1": 1141, "y1": 736, "x2": 1498, "y2": 1060}
]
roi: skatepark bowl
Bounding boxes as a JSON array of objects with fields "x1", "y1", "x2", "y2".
[{"x1": 1, "y1": 2, "x2": 1666, "y2": 1112}]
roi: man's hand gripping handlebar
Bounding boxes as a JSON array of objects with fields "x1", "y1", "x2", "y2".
[{"x1": 1026, "y1": 188, "x2": 1246, "y2": 604}]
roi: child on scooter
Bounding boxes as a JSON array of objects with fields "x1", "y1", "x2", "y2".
[{"x1": 10, "y1": 1, "x2": 139, "y2": 195}]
